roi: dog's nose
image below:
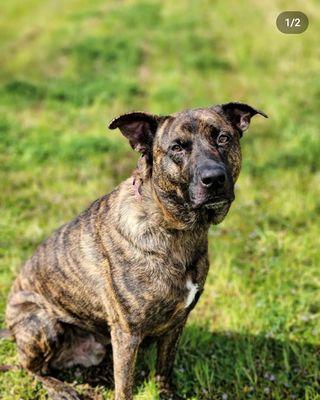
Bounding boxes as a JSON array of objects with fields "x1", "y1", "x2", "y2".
[{"x1": 200, "y1": 167, "x2": 226, "y2": 189}]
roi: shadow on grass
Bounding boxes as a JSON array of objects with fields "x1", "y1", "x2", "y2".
[
  {"x1": 176, "y1": 324, "x2": 320, "y2": 399},
  {"x1": 49, "y1": 324, "x2": 320, "y2": 399}
]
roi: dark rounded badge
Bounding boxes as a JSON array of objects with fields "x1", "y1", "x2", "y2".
[{"x1": 276, "y1": 11, "x2": 309, "y2": 34}]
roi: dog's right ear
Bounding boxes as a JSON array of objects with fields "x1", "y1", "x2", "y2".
[{"x1": 108, "y1": 112, "x2": 163, "y2": 155}]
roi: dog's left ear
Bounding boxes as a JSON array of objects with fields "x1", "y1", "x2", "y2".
[
  {"x1": 108, "y1": 112, "x2": 164, "y2": 154},
  {"x1": 213, "y1": 102, "x2": 268, "y2": 136}
]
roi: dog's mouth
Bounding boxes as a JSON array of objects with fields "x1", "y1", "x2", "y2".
[
  {"x1": 187, "y1": 196, "x2": 233, "y2": 224},
  {"x1": 203, "y1": 199, "x2": 230, "y2": 210},
  {"x1": 188, "y1": 179, "x2": 235, "y2": 212},
  {"x1": 190, "y1": 195, "x2": 234, "y2": 211}
]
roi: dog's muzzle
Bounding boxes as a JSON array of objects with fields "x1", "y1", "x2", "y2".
[{"x1": 189, "y1": 160, "x2": 234, "y2": 209}]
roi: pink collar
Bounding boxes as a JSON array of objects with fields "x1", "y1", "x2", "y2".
[{"x1": 132, "y1": 176, "x2": 142, "y2": 200}]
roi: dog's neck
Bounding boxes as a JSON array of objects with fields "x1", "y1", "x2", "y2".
[
  {"x1": 137, "y1": 178, "x2": 210, "y2": 232},
  {"x1": 111, "y1": 177, "x2": 208, "y2": 262},
  {"x1": 109, "y1": 177, "x2": 209, "y2": 277}
]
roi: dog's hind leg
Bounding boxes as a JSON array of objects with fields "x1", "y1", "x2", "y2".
[
  {"x1": 36, "y1": 375, "x2": 81, "y2": 400},
  {"x1": 6, "y1": 290, "x2": 63, "y2": 373},
  {"x1": 6, "y1": 290, "x2": 81, "y2": 400}
]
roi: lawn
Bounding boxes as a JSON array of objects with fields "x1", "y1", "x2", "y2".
[{"x1": 0, "y1": 0, "x2": 320, "y2": 399}]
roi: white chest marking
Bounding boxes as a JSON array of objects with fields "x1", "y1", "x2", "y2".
[{"x1": 185, "y1": 279, "x2": 199, "y2": 308}]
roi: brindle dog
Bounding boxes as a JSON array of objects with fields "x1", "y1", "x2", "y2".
[{"x1": 5, "y1": 102, "x2": 267, "y2": 400}]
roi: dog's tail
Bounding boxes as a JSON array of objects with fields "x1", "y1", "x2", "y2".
[{"x1": 0, "y1": 329, "x2": 12, "y2": 340}]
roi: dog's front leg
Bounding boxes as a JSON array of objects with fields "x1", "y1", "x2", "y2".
[
  {"x1": 111, "y1": 327, "x2": 141, "y2": 400},
  {"x1": 156, "y1": 320, "x2": 186, "y2": 399}
]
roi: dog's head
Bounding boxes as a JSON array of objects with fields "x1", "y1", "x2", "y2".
[{"x1": 109, "y1": 103, "x2": 267, "y2": 228}]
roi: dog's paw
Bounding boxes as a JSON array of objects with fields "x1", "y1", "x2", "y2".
[
  {"x1": 159, "y1": 391, "x2": 184, "y2": 400},
  {"x1": 47, "y1": 386, "x2": 81, "y2": 400},
  {"x1": 38, "y1": 376, "x2": 82, "y2": 400},
  {"x1": 156, "y1": 375, "x2": 183, "y2": 400}
]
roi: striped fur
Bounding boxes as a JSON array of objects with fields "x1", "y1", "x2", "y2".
[{"x1": 6, "y1": 103, "x2": 266, "y2": 400}]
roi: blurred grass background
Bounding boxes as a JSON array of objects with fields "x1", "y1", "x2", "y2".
[{"x1": 0, "y1": 0, "x2": 320, "y2": 399}]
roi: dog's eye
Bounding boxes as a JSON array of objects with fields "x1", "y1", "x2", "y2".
[
  {"x1": 171, "y1": 144, "x2": 183, "y2": 152},
  {"x1": 217, "y1": 133, "x2": 230, "y2": 145}
]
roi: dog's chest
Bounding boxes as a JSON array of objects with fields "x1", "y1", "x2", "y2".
[
  {"x1": 111, "y1": 266, "x2": 202, "y2": 335},
  {"x1": 184, "y1": 278, "x2": 199, "y2": 308},
  {"x1": 105, "y1": 200, "x2": 208, "y2": 334},
  {"x1": 148, "y1": 276, "x2": 201, "y2": 335}
]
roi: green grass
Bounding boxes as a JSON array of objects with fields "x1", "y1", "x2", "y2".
[{"x1": 1, "y1": 0, "x2": 320, "y2": 398}]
